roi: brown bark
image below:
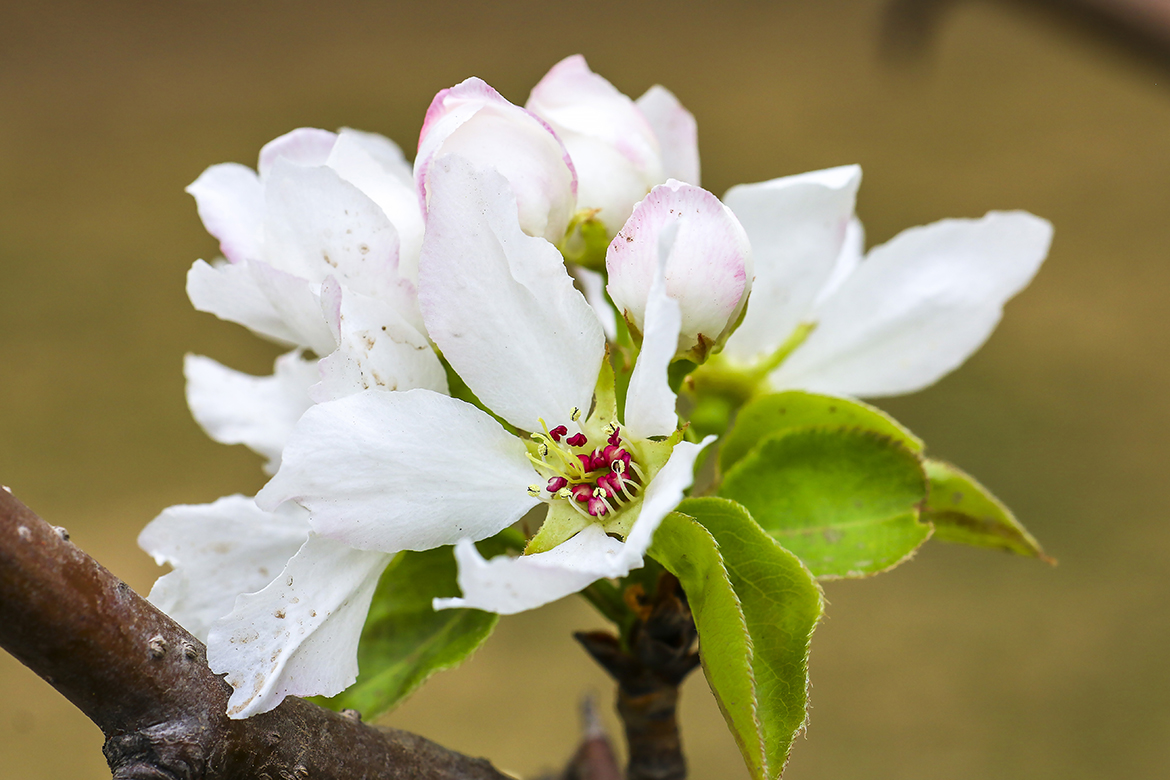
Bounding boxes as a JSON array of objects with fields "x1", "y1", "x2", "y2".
[{"x1": 0, "y1": 487, "x2": 510, "y2": 780}]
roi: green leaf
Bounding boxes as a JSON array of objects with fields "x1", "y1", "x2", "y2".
[
  {"x1": 317, "y1": 537, "x2": 508, "y2": 718},
  {"x1": 924, "y1": 459, "x2": 1053, "y2": 563},
  {"x1": 719, "y1": 428, "x2": 930, "y2": 578},
  {"x1": 650, "y1": 498, "x2": 823, "y2": 780},
  {"x1": 720, "y1": 391, "x2": 923, "y2": 474}
]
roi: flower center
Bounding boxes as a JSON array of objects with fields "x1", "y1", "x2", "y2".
[{"x1": 526, "y1": 412, "x2": 646, "y2": 519}]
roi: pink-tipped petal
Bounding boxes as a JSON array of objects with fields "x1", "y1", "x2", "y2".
[
  {"x1": 636, "y1": 85, "x2": 700, "y2": 186},
  {"x1": 527, "y1": 55, "x2": 664, "y2": 234},
  {"x1": 416, "y1": 77, "x2": 576, "y2": 243},
  {"x1": 186, "y1": 163, "x2": 264, "y2": 264},
  {"x1": 607, "y1": 180, "x2": 752, "y2": 359},
  {"x1": 258, "y1": 127, "x2": 338, "y2": 179}
]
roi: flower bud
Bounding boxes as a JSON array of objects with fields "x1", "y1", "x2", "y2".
[
  {"x1": 527, "y1": 56, "x2": 699, "y2": 241},
  {"x1": 415, "y1": 77, "x2": 577, "y2": 244},
  {"x1": 606, "y1": 180, "x2": 753, "y2": 363}
]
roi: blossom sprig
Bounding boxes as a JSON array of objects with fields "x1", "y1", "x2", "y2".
[{"x1": 142, "y1": 53, "x2": 1054, "y2": 778}]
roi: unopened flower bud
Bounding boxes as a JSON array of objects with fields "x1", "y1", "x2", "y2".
[
  {"x1": 415, "y1": 77, "x2": 577, "y2": 244},
  {"x1": 606, "y1": 180, "x2": 753, "y2": 364}
]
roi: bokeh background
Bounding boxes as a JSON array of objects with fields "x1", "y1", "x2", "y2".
[{"x1": 2, "y1": 1, "x2": 1168, "y2": 777}]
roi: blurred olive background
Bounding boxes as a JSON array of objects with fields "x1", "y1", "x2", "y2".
[{"x1": 2, "y1": 0, "x2": 1168, "y2": 777}]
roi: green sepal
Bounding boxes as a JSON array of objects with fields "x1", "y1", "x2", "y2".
[
  {"x1": 559, "y1": 209, "x2": 611, "y2": 271},
  {"x1": 924, "y1": 459, "x2": 1053, "y2": 563},
  {"x1": 719, "y1": 427, "x2": 931, "y2": 579},
  {"x1": 650, "y1": 498, "x2": 823, "y2": 780},
  {"x1": 314, "y1": 533, "x2": 513, "y2": 719},
  {"x1": 721, "y1": 391, "x2": 923, "y2": 474}
]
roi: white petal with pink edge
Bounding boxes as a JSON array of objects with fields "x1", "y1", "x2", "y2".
[
  {"x1": 207, "y1": 534, "x2": 392, "y2": 719},
  {"x1": 139, "y1": 495, "x2": 309, "y2": 642},
  {"x1": 636, "y1": 85, "x2": 700, "y2": 186},
  {"x1": 772, "y1": 211, "x2": 1053, "y2": 397},
  {"x1": 721, "y1": 165, "x2": 861, "y2": 364},
  {"x1": 258, "y1": 127, "x2": 338, "y2": 179},
  {"x1": 527, "y1": 55, "x2": 663, "y2": 234},
  {"x1": 418, "y1": 157, "x2": 605, "y2": 433},
  {"x1": 186, "y1": 163, "x2": 264, "y2": 264},
  {"x1": 416, "y1": 77, "x2": 576, "y2": 243},
  {"x1": 257, "y1": 388, "x2": 540, "y2": 553},
  {"x1": 607, "y1": 180, "x2": 752, "y2": 359}
]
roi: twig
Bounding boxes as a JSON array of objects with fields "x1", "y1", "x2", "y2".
[
  {"x1": 0, "y1": 486, "x2": 510, "y2": 780},
  {"x1": 558, "y1": 696, "x2": 621, "y2": 780},
  {"x1": 575, "y1": 573, "x2": 700, "y2": 780}
]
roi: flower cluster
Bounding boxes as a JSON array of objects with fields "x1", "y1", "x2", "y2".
[{"x1": 141, "y1": 55, "x2": 1052, "y2": 720}]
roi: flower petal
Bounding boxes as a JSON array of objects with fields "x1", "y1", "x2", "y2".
[
  {"x1": 573, "y1": 266, "x2": 618, "y2": 341},
  {"x1": 312, "y1": 288, "x2": 448, "y2": 402},
  {"x1": 258, "y1": 127, "x2": 338, "y2": 179},
  {"x1": 416, "y1": 77, "x2": 577, "y2": 243},
  {"x1": 207, "y1": 534, "x2": 392, "y2": 719},
  {"x1": 186, "y1": 259, "x2": 336, "y2": 354},
  {"x1": 433, "y1": 524, "x2": 630, "y2": 615},
  {"x1": 527, "y1": 55, "x2": 663, "y2": 233},
  {"x1": 606, "y1": 180, "x2": 752, "y2": 359},
  {"x1": 186, "y1": 163, "x2": 264, "y2": 264},
  {"x1": 257, "y1": 388, "x2": 540, "y2": 552},
  {"x1": 139, "y1": 495, "x2": 309, "y2": 642},
  {"x1": 622, "y1": 437, "x2": 712, "y2": 560},
  {"x1": 326, "y1": 130, "x2": 427, "y2": 285},
  {"x1": 721, "y1": 165, "x2": 862, "y2": 363},
  {"x1": 635, "y1": 85, "x2": 700, "y2": 185},
  {"x1": 185, "y1": 351, "x2": 317, "y2": 473},
  {"x1": 623, "y1": 224, "x2": 682, "y2": 441},
  {"x1": 264, "y1": 160, "x2": 421, "y2": 331},
  {"x1": 417, "y1": 156, "x2": 605, "y2": 432},
  {"x1": 773, "y1": 211, "x2": 1054, "y2": 397},
  {"x1": 814, "y1": 217, "x2": 864, "y2": 306}
]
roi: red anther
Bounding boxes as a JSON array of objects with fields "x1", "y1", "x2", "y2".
[
  {"x1": 549, "y1": 425, "x2": 568, "y2": 442},
  {"x1": 607, "y1": 426, "x2": 621, "y2": 446},
  {"x1": 577, "y1": 453, "x2": 593, "y2": 472},
  {"x1": 597, "y1": 473, "x2": 620, "y2": 497},
  {"x1": 566, "y1": 432, "x2": 588, "y2": 447},
  {"x1": 546, "y1": 476, "x2": 568, "y2": 493},
  {"x1": 572, "y1": 484, "x2": 592, "y2": 503},
  {"x1": 587, "y1": 497, "x2": 609, "y2": 516}
]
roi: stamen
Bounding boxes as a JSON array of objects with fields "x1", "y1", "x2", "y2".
[
  {"x1": 566, "y1": 432, "x2": 588, "y2": 447},
  {"x1": 549, "y1": 425, "x2": 567, "y2": 442},
  {"x1": 527, "y1": 485, "x2": 541, "y2": 497},
  {"x1": 546, "y1": 476, "x2": 568, "y2": 493},
  {"x1": 587, "y1": 497, "x2": 608, "y2": 516},
  {"x1": 570, "y1": 407, "x2": 581, "y2": 422}
]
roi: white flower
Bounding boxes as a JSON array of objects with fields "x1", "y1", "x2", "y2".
[
  {"x1": 214, "y1": 155, "x2": 708, "y2": 718},
  {"x1": 606, "y1": 179, "x2": 753, "y2": 362},
  {"x1": 527, "y1": 55, "x2": 700, "y2": 236},
  {"x1": 705, "y1": 164, "x2": 1053, "y2": 398},
  {"x1": 415, "y1": 77, "x2": 578, "y2": 244},
  {"x1": 186, "y1": 127, "x2": 445, "y2": 398}
]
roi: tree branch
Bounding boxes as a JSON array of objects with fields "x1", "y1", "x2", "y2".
[
  {"x1": 0, "y1": 487, "x2": 510, "y2": 780},
  {"x1": 575, "y1": 574, "x2": 699, "y2": 780}
]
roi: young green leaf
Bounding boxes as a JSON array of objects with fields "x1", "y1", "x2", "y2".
[
  {"x1": 317, "y1": 540, "x2": 504, "y2": 718},
  {"x1": 924, "y1": 459, "x2": 1053, "y2": 562},
  {"x1": 719, "y1": 428, "x2": 930, "y2": 578},
  {"x1": 721, "y1": 391, "x2": 923, "y2": 474},
  {"x1": 650, "y1": 499, "x2": 823, "y2": 780}
]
